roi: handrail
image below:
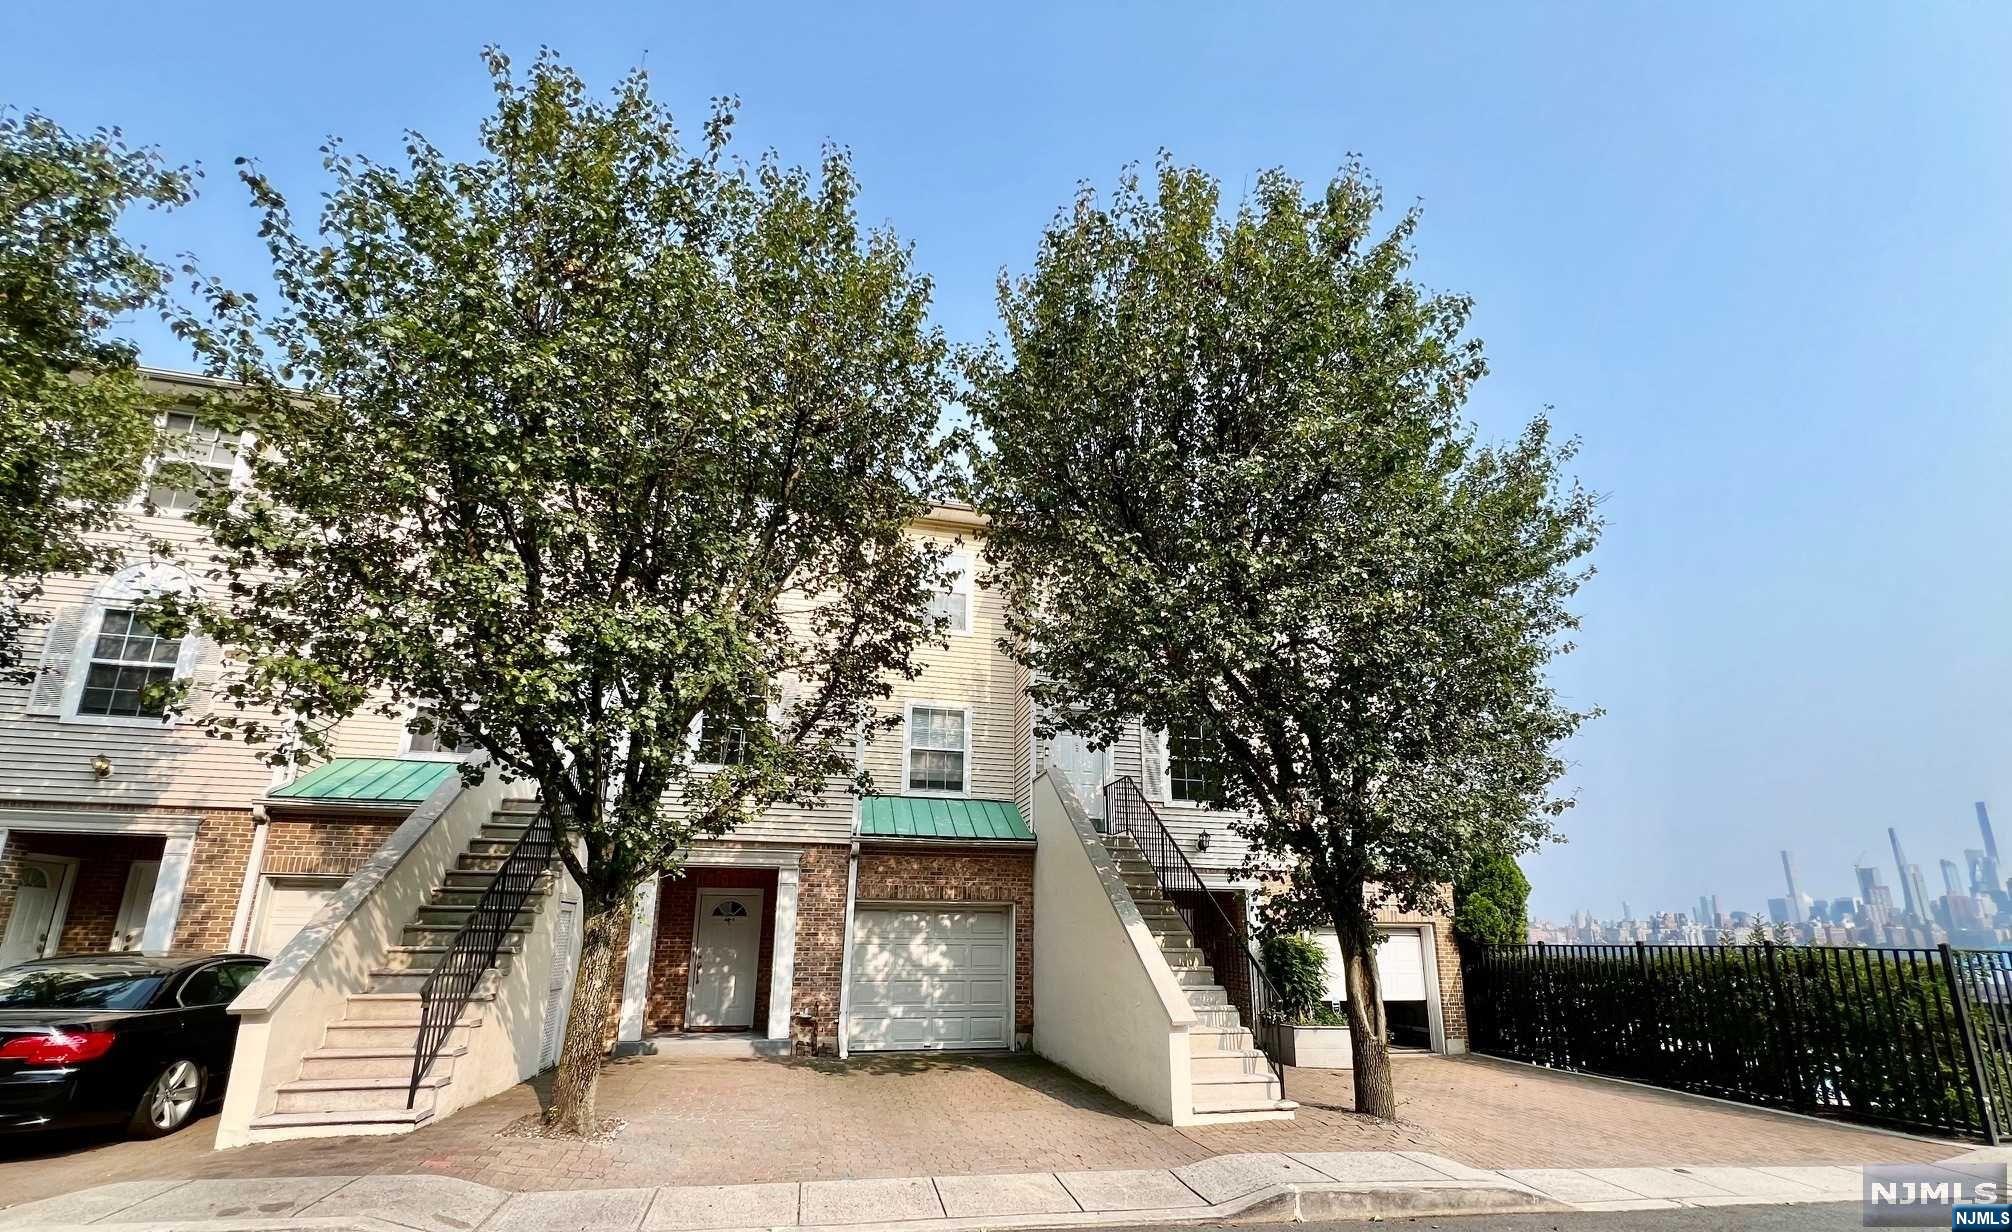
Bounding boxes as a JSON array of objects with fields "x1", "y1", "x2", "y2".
[
  {"x1": 1103, "y1": 776, "x2": 1286, "y2": 1099},
  {"x1": 408, "y1": 806, "x2": 558, "y2": 1107}
]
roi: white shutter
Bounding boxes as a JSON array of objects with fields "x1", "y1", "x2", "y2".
[
  {"x1": 179, "y1": 637, "x2": 226, "y2": 724},
  {"x1": 25, "y1": 605, "x2": 84, "y2": 716},
  {"x1": 1140, "y1": 726, "x2": 1167, "y2": 800},
  {"x1": 540, "y1": 901, "x2": 579, "y2": 1068}
]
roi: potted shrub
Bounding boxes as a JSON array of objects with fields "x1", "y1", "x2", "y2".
[{"x1": 1261, "y1": 933, "x2": 1354, "y2": 1067}]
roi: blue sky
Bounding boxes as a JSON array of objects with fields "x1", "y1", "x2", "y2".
[{"x1": 7, "y1": 3, "x2": 2009, "y2": 919}]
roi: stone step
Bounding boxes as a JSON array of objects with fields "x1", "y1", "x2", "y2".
[
  {"x1": 1188, "y1": 1025, "x2": 1256, "y2": 1051},
  {"x1": 1174, "y1": 968, "x2": 1221, "y2": 989},
  {"x1": 1186, "y1": 986, "x2": 1232, "y2": 1008},
  {"x1": 382, "y1": 943, "x2": 522, "y2": 971},
  {"x1": 274, "y1": 1075, "x2": 448, "y2": 1114},
  {"x1": 1190, "y1": 1049, "x2": 1277, "y2": 1081},
  {"x1": 344, "y1": 992, "x2": 491, "y2": 1022},
  {"x1": 249, "y1": 1107, "x2": 435, "y2": 1134},
  {"x1": 366, "y1": 967, "x2": 501, "y2": 996},
  {"x1": 299, "y1": 1045, "x2": 466, "y2": 1081},
  {"x1": 429, "y1": 880, "x2": 552, "y2": 909},
  {"x1": 401, "y1": 921, "x2": 531, "y2": 946},
  {"x1": 480, "y1": 822, "x2": 536, "y2": 841},
  {"x1": 1158, "y1": 943, "x2": 1208, "y2": 970},
  {"x1": 1189, "y1": 1074, "x2": 1287, "y2": 1113},
  {"x1": 1190, "y1": 1004, "x2": 1245, "y2": 1028},
  {"x1": 322, "y1": 1019, "x2": 479, "y2": 1051},
  {"x1": 495, "y1": 799, "x2": 545, "y2": 816},
  {"x1": 412, "y1": 902, "x2": 535, "y2": 927}
]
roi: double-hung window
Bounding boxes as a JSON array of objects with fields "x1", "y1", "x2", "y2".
[
  {"x1": 695, "y1": 687, "x2": 770, "y2": 767},
  {"x1": 77, "y1": 610, "x2": 185, "y2": 719},
  {"x1": 145, "y1": 412, "x2": 243, "y2": 515},
  {"x1": 1166, "y1": 718, "x2": 1222, "y2": 805},
  {"x1": 907, "y1": 704, "x2": 968, "y2": 793},
  {"x1": 404, "y1": 706, "x2": 481, "y2": 758},
  {"x1": 925, "y1": 552, "x2": 972, "y2": 635}
]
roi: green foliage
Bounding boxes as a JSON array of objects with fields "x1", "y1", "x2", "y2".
[
  {"x1": 969, "y1": 158, "x2": 1600, "y2": 1009},
  {"x1": 1454, "y1": 852, "x2": 1531, "y2": 947},
  {"x1": 0, "y1": 111, "x2": 193, "y2": 678},
  {"x1": 164, "y1": 49, "x2": 957, "y2": 910},
  {"x1": 1260, "y1": 932, "x2": 1331, "y2": 1025}
]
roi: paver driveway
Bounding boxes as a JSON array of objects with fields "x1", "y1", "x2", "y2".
[{"x1": 0, "y1": 1052, "x2": 1950, "y2": 1211}]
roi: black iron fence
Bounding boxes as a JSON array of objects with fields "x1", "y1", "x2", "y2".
[
  {"x1": 408, "y1": 809, "x2": 558, "y2": 1108},
  {"x1": 1104, "y1": 776, "x2": 1286, "y2": 1097},
  {"x1": 1466, "y1": 941, "x2": 2012, "y2": 1140}
]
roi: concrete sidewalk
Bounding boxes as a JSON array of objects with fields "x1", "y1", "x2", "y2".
[{"x1": 0, "y1": 1148, "x2": 1959, "y2": 1231}]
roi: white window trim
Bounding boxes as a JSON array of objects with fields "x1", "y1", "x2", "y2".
[
  {"x1": 929, "y1": 551, "x2": 974, "y2": 636},
  {"x1": 60, "y1": 564, "x2": 199, "y2": 729},
  {"x1": 903, "y1": 700, "x2": 973, "y2": 798},
  {"x1": 1158, "y1": 723, "x2": 1215, "y2": 810},
  {"x1": 398, "y1": 704, "x2": 479, "y2": 762},
  {"x1": 132, "y1": 409, "x2": 256, "y2": 519},
  {"x1": 688, "y1": 690, "x2": 782, "y2": 771}
]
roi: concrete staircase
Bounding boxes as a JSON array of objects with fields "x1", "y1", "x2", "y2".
[
  {"x1": 248, "y1": 800, "x2": 557, "y2": 1137},
  {"x1": 1105, "y1": 832, "x2": 1295, "y2": 1123}
]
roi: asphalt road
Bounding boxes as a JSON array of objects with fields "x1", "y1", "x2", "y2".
[{"x1": 1078, "y1": 1206, "x2": 1869, "y2": 1231}]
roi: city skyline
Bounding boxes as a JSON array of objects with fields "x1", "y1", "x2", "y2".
[{"x1": 1533, "y1": 800, "x2": 2012, "y2": 948}]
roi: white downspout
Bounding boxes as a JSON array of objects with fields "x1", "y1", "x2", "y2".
[
  {"x1": 227, "y1": 805, "x2": 271, "y2": 952},
  {"x1": 836, "y1": 837, "x2": 861, "y2": 1059}
]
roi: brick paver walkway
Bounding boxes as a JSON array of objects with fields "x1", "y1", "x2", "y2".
[{"x1": 0, "y1": 1052, "x2": 1951, "y2": 1211}]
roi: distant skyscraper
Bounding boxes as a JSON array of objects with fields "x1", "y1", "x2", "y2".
[
  {"x1": 1980, "y1": 802, "x2": 2001, "y2": 865},
  {"x1": 1697, "y1": 895, "x2": 1712, "y2": 925},
  {"x1": 1942, "y1": 858, "x2": 1966, "y2": 899},
  {"x1": 1767, "y1": 896, "x2": 1790, "y2": 925},
  {"x1": 1709, "y1": 894, "x2": 1722, "y2": 924},
  {"x1": 1622, "y1": 899, "x2": 1632, "y2": 922},
  {"x1": 1905, "y1": 864, "x2": 1932, "y2": 929},
  {"x1": 1857, "y1": 865, "x2": 1894, "y2": 930},
  {"x1": 1968, "y1": 848, "x2": 1997, "y2": 895},
  {"x1": 1891, "y1": 828, "x2": 1923, "y2": 923},
  {"x1": 1781, "y1": 850, "x2": 1807, "y2": 923}
]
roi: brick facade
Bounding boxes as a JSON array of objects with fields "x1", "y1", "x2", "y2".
[
  {"x1": 0, "y1": 806, "x2": 256, "y2": 957},
  {"x1": 854, "y1": 846, "x2": 1035, "y2": 1036},
  {"x1": 259, "y1": 816, "x2": 400, "y2": 877},
  {"x1": 645, "y1": 868, "x2": 779, "y2": 1034},
  {"x1": 789, "y1": 845, "x2": 851, "y2": 1053}
]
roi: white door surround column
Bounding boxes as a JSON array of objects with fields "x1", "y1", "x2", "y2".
[
  {"x1": 766, "y1": 868, "x2": 800, "y2": 1042},
  {"x1": 139, "y1": 833, "x2": 195, "y2": 952},
  {"x1": 618, "y1": 877, "x2": 660, "y2": 1043}
]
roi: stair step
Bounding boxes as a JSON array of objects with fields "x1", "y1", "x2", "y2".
[
  {"x1": 1174, "y1": 969, "x2": 1221, "y2": 988},
  {"x1": 323, "y1": 1020, "x2": 481, "y2": 1050},
  {"x1": 402, "y1": 922, "x2": 531, "y2": 945},
  {"x1": 344, "y1": 992, "x2": 492, "y2": 1021},
  {"x1": 1190, "y1": 1004, "x2": 1244, "y2": 1027},
  {"x1": 1186, "y1": 986, "x2": 1231, "y2": 1008},
  {"x1": 1189, "y1": 1025, "x2": 1256, "y2": 1051},
  {"x1": 274, "y1": 1075, "x2": 447, "y2": 1114},
  {"x1": 1159, "y1": 946, "x2": 1209, "y2": 970},
  {"x1": 367, "y1": 967, "x2": 501, "y2": 995},
  {"x1": 383, "y1": 943, "x2": 522, "y2": 971},
  {"x1": 300, "y1": 1045, "x2": 466, "y2": 1081},
  {"x1": 1190, "y1": 1075, "x2": 1286, "y2": 1113},
  {"x1": 430, "y1": 882, "x2": 551, "y2": 908},
  {"x1": 251, "y1": 1107, "x2": 435, "y2": 1131},
  {"x1": 494, "y1": 799, "x2": 545, "y2": 815},
  {"x1": 1190, "y1": 1050, "x2": 1277, "y2": 1080}
]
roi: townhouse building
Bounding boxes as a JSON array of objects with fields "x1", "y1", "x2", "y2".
[{"x1": 0, "y1": 369, "x2": 1463, "y2": 1144}]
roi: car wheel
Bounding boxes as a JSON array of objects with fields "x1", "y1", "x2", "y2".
[{"x1": 130, "y1": 1059, "x2": 206, "y2": 1137}]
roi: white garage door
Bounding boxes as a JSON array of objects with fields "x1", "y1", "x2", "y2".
[
  {"x1": 1315, "y1": 927, "x2": 1430, "y2": 1002},
  {"x1": 253, "y1": 877, "x2": 342, "y2": 957},
  {"x1": 847, "y1": 906, "x2": 1011, "y2": 1051}
]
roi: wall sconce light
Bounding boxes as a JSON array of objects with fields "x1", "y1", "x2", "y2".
[{"x1": 89, "y1": 754, "x2": 113, "y2": 780}]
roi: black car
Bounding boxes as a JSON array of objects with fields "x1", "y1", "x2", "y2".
[{"x1": 0, "y1": 952, "x2": 266, "y2": 1137}]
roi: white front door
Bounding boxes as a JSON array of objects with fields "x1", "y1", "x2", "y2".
[
  {"x1": 688, "y1": 889, "x2": 763, "y2": 1028},
  {"x1": 1047, "y1": 731, "x2": 1109, "y2": 823},
  {"x1": 847, "y1": 906, "x2": 1012, "y2": 1051},
  {"x1": 0, "y1": 859, "x2": 67, "y2": 966},
  {"x1": 111, "y1": 861, "x2": 160, "y2": 952}
]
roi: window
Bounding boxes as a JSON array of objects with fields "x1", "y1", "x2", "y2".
[
  {"x1": 404, "y1": 706, "x2": 480, "y2": 758},
  {"x1": 1167, "y1": 719, "x2": 1222, "y2": 805},
  {"x1": 145, "y1": 412, "x2": 243, "y2": 514},
  {"x1": 925, "y1": 552, "x2": 972, "y2": 635},
  {"x1": 695, "y1": 687, "x2": 770, "y2": 766},
  {"x1": 76, "y1": 609, "x2": 184, "y2": 718},
  {"x1": 907, "y1": 705, "x2": 968, "y2": 793},
  {"x1": 177, "y1": 960, "x2": 264, "y2": 1008}
]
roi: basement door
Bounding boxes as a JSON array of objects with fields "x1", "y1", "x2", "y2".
[{"x1": 846, "y1": 906, "x2": 1011, "y2": 1051}]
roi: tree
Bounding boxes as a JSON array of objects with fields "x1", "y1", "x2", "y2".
[
  {"x1": 0, "y1": 111, "x2": 194, "y2": 677},
  {"x1": 1454, "y1": 852, "x2": 1532, "y2": 948},
  {"x1": 969, "y1": 159, "x2": 1599, "y2": 1119},
  {"x1": 167, "y1": 51, "x2": 955, "y2": 1133}
]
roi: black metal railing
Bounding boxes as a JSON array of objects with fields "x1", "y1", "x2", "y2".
[
  {"x1": 1466, "y1": 941, "x2": 2012, "y2": 1140},
  {"x1": 1104, "y1": 776, "x2": 1286, "y2": 1097},
  {"x1": 408, "y1": 807, "x2": 558, "y2": 1107}
]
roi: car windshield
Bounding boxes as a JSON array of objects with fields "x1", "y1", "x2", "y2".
[{"x1": 0, "y1": 966, "x2": 167, "y2": 1011}]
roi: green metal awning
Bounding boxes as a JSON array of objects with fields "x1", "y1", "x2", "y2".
[
  {"x1": 268, "y1": 757, "x2": 458, "y2": 805},
  {"x1": 859, "y1": 796, "x2": 1034, "y2": 842}
]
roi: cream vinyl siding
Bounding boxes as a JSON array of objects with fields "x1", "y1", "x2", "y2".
[
  {"x1": 860, "y1": 530, "x2": 1018, "y2": 804},
  {"x1": 1112, "y1": 721, "x2": 1251, "y2": 879}
]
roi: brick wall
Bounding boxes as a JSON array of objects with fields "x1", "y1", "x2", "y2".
[
  {"x1": 790, "y1": 845, "x2": 851, "y2": 1053},
  {"x1": 645, "y1": 868, "x2": 778, "y2": 1034},
  {"x1": 855, "y1": 846, "x2": 1036, "y2": 1035},
  {"x1": 260, "y1": 816, "x2": 399, "y2": 877},
  {"x1": 0, "y1": 808, "x2": 256, "y2": 955}
]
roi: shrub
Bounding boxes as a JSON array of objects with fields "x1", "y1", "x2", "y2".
[{"x1": 1262, "y1": 933, "x2": 1331, "y2": 1024}]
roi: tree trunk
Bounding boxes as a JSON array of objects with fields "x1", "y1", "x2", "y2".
[
  {"x1": 1323, "y1": 878, "x2": 1397, "y2": 1119},
  {"x1": 544, "y1": 899, "x2": 631, "y2": 1134}
]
